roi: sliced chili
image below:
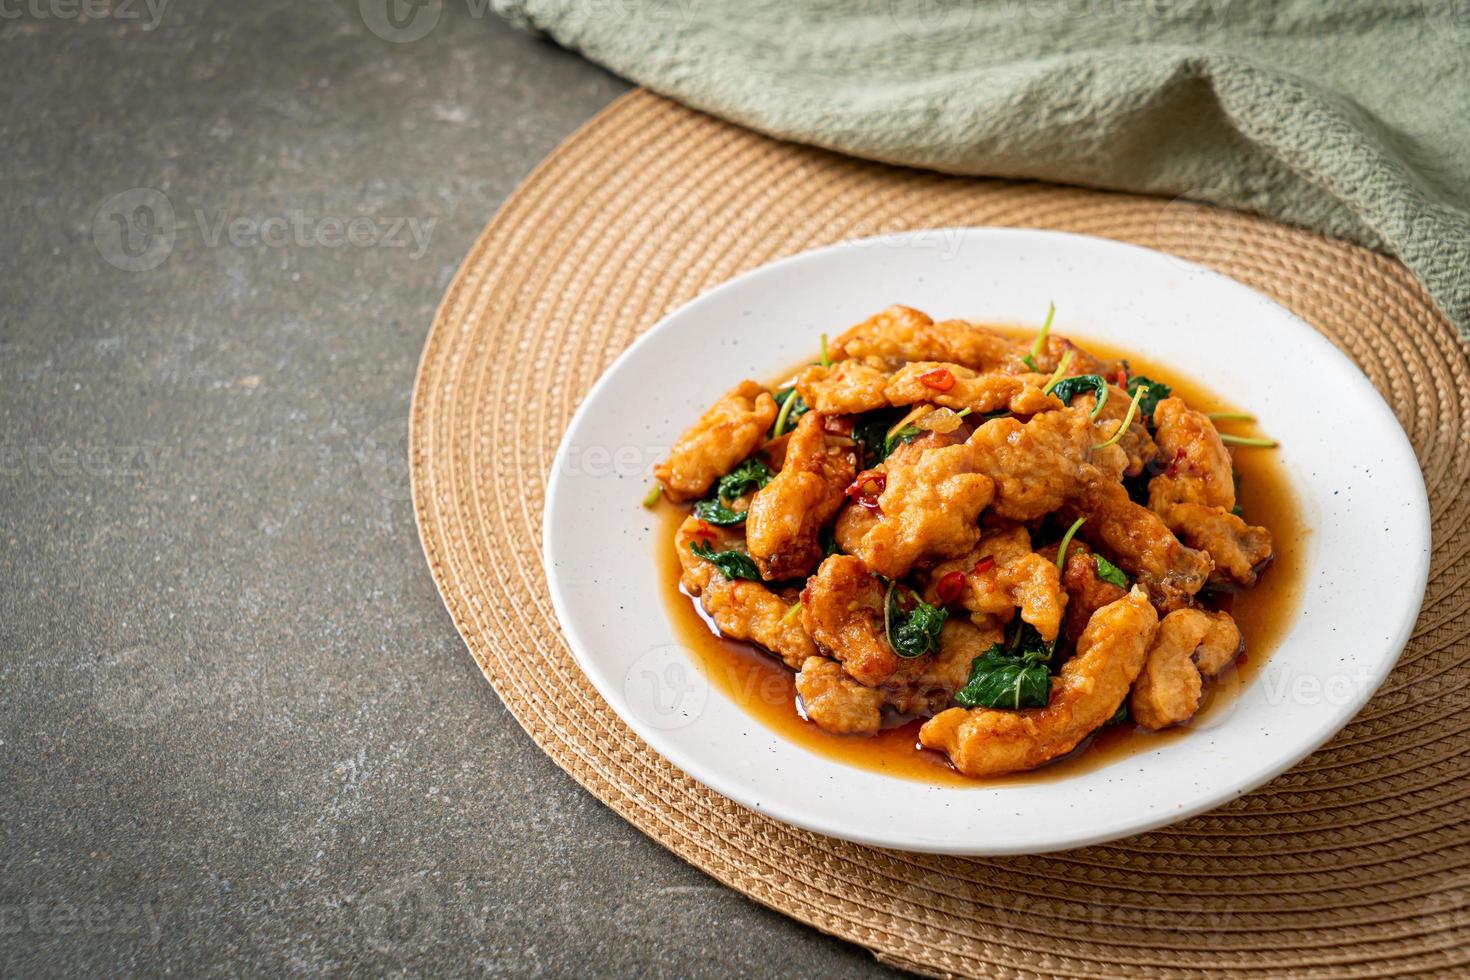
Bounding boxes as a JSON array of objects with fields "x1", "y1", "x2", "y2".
[
  {"x1": 919, "y1": 367, "x2": 956, "y2": 392},
  {"x1": 972, "y1": 555, "x2": 996, "y2": 575},
  {"x1": 935, "y1": 571, "x2": 966, "y2": 605},
  {"x1": 845, "y1": 469, "x2": 886, "y2": 511}
]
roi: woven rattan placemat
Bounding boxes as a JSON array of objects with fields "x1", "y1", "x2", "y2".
[{"x1": 410, "y1": 90, "x2": 1470, "y2": 978}]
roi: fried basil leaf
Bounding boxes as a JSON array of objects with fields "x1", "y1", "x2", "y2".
[
  {"x1": 884, "y1": 583, "x2": 947, "y2": 659},
  {"x1": 1106, "y1": 702, "x2": 1131, "y2": 726},
  {"x1": 1048, "y1": 375, "x2": 1109, "y2": 415},
  {"x1": 689, "y1": 541, "x2": 762, "y2": 581},
  {"x1": 955, "y1": 645, "x2": 1052, "y2": 709},
  {"x1": 1093, "y1": 554, "x2": 1129, "y2": 589},
  {"x1": 1126, "y1": 375, "x2": 1172, "y2": 421},
  {"x1": 715, "y1": 457, "x2": 773, "y2": 501},
  {"x1": 852, "y1": 409, "x2": 909, "y2": 468},
  {"x1": 693, "y1": 497, "x2": 747, "y2": 526}
]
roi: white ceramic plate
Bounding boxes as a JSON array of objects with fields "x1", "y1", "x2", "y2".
[{"x1": 542, "y1": 229, "x2": 1430, "y2": 855}]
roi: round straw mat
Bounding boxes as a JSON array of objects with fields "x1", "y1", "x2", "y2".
[{"x1": 411, "y1": 90, "x2": 1470, "y2": 978}]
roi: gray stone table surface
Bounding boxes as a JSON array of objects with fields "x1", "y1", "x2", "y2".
[{"x1": 0, "y1": 3, "x2": 900, "y2": 975}]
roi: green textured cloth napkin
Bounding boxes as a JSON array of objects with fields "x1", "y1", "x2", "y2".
[{"x1": 494, "y1": 0, "x2": 1470, "y2": 336}]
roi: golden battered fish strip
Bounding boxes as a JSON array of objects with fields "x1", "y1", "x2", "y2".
[
  {"x1": 1070, "y1": 481, "x2": 1212, "y2": 612},
  {"x1": 1077, "y1": 385, "x2": 1158, "y2": 478},
  {"x1": 1162, "y1": 502, "x2": 1273, "y2": 586},
  {"x1": 884, "y1": 362, "x2": 1061, "y2": 416},
  {"x1": 919, "y1": 589, "x2": 1159, "y2": 777},
  {"x1": 1131, "y1": 609, "x2": 1242, "y2": 730},
  {"x1": 1148, "y1": 396, "x2": 1235, "y2": 511},
  {"x1": 834, "y1": 434, "x2": 995, "y2": 579},
  {"x1": 675, "y1": 516, "x2": 815, "y2": 669},
  {"x1": 795, "y1": 359, "x2": 891, "y2": 415},
  {"x1": 922, "y1": 525, "x2": 1067, "y2": 642},
  {"x1": 968, "y1": 408, "x2": 1129, "y2": 522},
  {"x1": 830, "y1": 305, "x2": 1018, "y2": 371},
  {"x1": 799, "y1": 554, "x2": 900, "y2": 686},
  {"x1": 796, "y1": 656, "x2": 885, "y2": 735},
  {"x1": 746, "y1": 412, "x2": 856, "y2": 580},
  {"x1": 655, "y1": 381, "x2": 777, "y2": 502}
]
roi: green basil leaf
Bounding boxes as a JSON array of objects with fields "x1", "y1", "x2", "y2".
[
  {"x1": 1094, "y1": 554, "x2": 1129, "y2": 589},
  {"x1": 689, "y1": 541, "x2": 762, "y2": 581},
  {"x1": 693, "y1": 497, "x2": 747, "y2": 526},
  {"x1": 955, "y1": 645, "x2": 1052, "y2": 709},
  {"x1": 716, "y1": 457, "x2": 773, "y2": 501},
  {"x1": 884, "y1": 582, "x2": 947, "y2": 659},
  {"x1": 1048, "y1": 375, "x2": 1109, "y2": 416},
  {"x1": 852, "y1": 409, "x2": 913, "y2": 467},
  {"x1": 1126, "y1": 375, "x2": 1172, "y2": 420}
]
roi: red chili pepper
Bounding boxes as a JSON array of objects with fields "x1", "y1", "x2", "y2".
[
  {"x1": 1113, "y1": 368, "x2": 1129, "y2": 388},
  {"x1": 972, "y1": 555, "x2": 996, "y2": 575},
  {"x1": 845, "y1": 469, "x2": 886, "y2": 511},
  {"x1": 919, "y1": 367, "x2": 956, "y2": 392},
  {"x1": 1165, "y1": 448, "x2": 1187, "y2": 477},
  {"x1": 935, "y1": 571, "x2": 966, "y2": 605},
  {"x1": 691, "y1": 519, "x2": 718, "y2": 542}
]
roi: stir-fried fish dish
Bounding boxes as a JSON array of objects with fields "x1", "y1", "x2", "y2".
[{"x1": 651, "y1": 305, "x2": 1276, "y2": 778}]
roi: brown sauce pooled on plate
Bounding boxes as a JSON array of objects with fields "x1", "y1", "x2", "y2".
[{"x1": 652, "y1": 330, "x2": 1309, "y2": 786}]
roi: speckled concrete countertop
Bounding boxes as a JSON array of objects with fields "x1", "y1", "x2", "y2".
[{"x1": 0, "y1": 4, "x2": 897, "y2": 974}]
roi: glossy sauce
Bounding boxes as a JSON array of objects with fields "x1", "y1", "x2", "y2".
[{"x1": 654, "y1": 330, "x2": 1309, "y2": 786}]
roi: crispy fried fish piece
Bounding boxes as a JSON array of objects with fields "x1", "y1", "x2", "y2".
[
  {"x1": 1163, "y1": 503, "x2": 1273, "y2": 586},
  {"x1": 675, "y1": 516, "x2": 815, "y2": 669},
  {"x1": 922, "y1": 525, "x2": 1067, "y2": 642},
  {"x1": 834, "y1": 433, "x2": 995, "y2": 579},
  {"x1": 746, "y1": 412, "x2": 856, "y2": 580},
  {"x1": 1050, "y1": 539, "x2": 1128, "y2": 647},
  {"x1": 968, "y1": 409, "x2": 1129, "y2": 522},
  {"x1": 1148, "y1": 397, "x2": 1235, "y2": 510},
  {"x1": 1146, "y1": 396, "x2": 1272, "y2": 584},
  {"x1": 796, "y1": 359, "x2": 891, "y2": 415},
  {"x1": 655, "y1": 381, "x2": 777, "y2": 502},
  {"x1": 1077, "y1": 385, "x2": 1158, "y2": 478},
  {"x1": 1027, "y1": 334, "x2": 1125, "y2": 378},
  {"x1": 882, "y1": 619, "x2": 1002, "y2": 717},
  {"x1": 1070, "y1": 481, "x2": 1212, "y2": 612},
  {"x1": 919, "y1": 589, "x2": 1159, "y2": 777},
  {"x1": 884, "y1": 361, "x2": 1061, "y2": 416},
  {"x1": 800, "y1": 554, "x2": 900, "y2": 686},
  {"x1": 1131, "y1": 608, "x2": 1242, "y2": 730},
  {"x1": 830, "y1": 305, "x2": 1019, "y2": 371},
  {"x1": 796, "y1": 656, "x2": 885, "y2": 735}
]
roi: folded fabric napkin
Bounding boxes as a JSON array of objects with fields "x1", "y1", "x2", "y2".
[{"x1": 494, "y1": 0, "x2": 1470, "y2": 337}]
